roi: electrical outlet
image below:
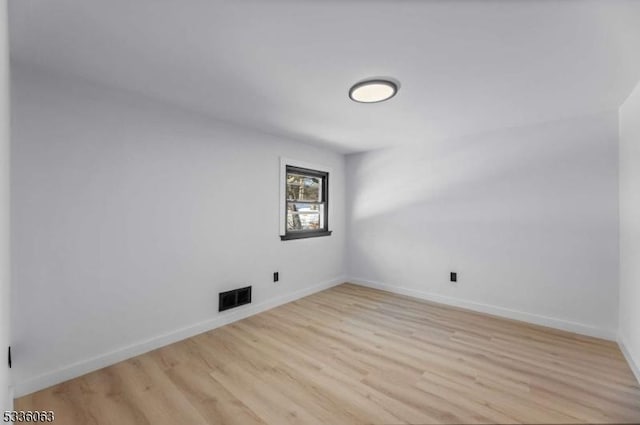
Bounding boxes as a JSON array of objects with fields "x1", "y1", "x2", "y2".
[
  {"x1": 273, "y1": 272, "x2": 279, "y2": 282},
  {"x1": 450, "y1": 272, "x2": 457, "y2": 282}
]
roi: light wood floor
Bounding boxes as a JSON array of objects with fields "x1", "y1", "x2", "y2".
[{"x1": 16, "y1": 283, "x2": 640, "y2": 424}]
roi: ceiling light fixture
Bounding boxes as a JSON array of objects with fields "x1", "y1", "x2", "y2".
[{"x1": 349, "y1": 79, "x2": 398, "y2": 103}]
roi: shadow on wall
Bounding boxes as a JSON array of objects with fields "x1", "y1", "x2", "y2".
[{"x1": 350, "y1": 117, "x2": 614, "y2": 222}]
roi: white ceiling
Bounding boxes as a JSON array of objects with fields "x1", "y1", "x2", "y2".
[{"x1": 9, "y1": 0, "x2": 640, "y2": 153}]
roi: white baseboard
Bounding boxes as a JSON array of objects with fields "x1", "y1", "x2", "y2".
[
  {"x1": 349, "y1": 278, "x2": 616, "y2": 341},
  {"x1": 618, "y1": 335, "x2": 640, "y2": 385},
  {"x1": 14, "y1": 276, "x2": 346, "y2": 398}
]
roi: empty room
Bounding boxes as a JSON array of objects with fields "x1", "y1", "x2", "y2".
[{"x1": 1, "y1": 0, "x2": 640, "y2": 424}]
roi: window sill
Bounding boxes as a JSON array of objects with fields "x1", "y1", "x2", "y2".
[{"x1": 280, "y1": 230, "x2": 332, "y2": 241}]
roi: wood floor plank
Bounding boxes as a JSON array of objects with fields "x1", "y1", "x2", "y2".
[
  {"x1": 164, "y1": 362, "x2": 268, "y2": 425},
  {"x1": 15, "y1": 283, "x2": 640, "y2": 424}
]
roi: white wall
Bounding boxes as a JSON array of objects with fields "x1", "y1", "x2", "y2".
[
  {"x1": 619, "y1": 80, "x2": 640, "y2": 382},
  {"x1": 347, "y1": 112, "x2": 620, "y2": 339},
  {"x1": 0, "y1": 0, "x2": 11, "y2": 412},
  {"x1": 10, "y1": 66, "x2": 346, "y2": 396}
]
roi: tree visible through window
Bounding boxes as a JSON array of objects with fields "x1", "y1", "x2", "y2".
[{"x1": 281, "y1": 165, "x2": 331, "y2": 240}]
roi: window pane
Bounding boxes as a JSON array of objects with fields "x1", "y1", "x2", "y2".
[
  {"x1": 288, "y1": 202, "x2": 320, "y2": 213},
  {"x1": 287, "y1": 212, "x2": 321, "y2": 231},
  {"x1": 286, "y1": 174, "x2": 321, "y2": 202},
  {"x1": 287, "y1": 202, "x2": 323, "y2": 231}
]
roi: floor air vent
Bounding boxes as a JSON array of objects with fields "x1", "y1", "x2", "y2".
[{"x1": 219, "y1": 286, "x2": 252, "y2": 312}]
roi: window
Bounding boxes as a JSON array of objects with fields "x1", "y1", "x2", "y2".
[{"x1": 281, "y1": 165, "x2": 331, "y2": 240}]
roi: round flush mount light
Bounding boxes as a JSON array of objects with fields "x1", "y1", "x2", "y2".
[{"x1": 349, "y1": 79, "x2": 398, "y2": 103}]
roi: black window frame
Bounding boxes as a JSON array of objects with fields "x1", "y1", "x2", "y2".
[{"x1": 281, "y1": 165, "x2": 331, "y2": 241}]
